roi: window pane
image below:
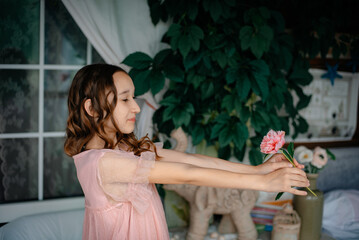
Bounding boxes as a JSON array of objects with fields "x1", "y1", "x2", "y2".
[
  {"x1": 0, "y1": 138, "x2": 38, "y2": 203},
  {"x1": 43, "y1": 137, "x2": 83, "y2": 199},
  {"x1": 0, "y1": 0, "x2": 40, "y2": 64},
  {"x1": 92, "y1": 46, "x2": 106, "y2": 64},
  {"x1": 0, "y1": 70, "x2": 39, "y2": 133},
  {"x1": 45, "y1": 0, "x2": 86, "y2": 65},
  {"x1": 44, "y1": 70, "x2": 76, "y2": 132}
]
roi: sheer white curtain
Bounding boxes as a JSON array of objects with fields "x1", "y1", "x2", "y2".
[{"x1": 62, "y1": 0, "x2": 170, "y2": 138}]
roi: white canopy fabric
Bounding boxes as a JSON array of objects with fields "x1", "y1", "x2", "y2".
[{"x1": 62, "y1": 0, "x2": 170, "y2": 138}]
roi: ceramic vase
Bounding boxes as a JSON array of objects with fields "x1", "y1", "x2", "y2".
[{"x1": 293, "y1": 173, "x2": 324, "y2": 240}]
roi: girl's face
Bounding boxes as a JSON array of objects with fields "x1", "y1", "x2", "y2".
[{"x1": 107, "y1": 71, "x2": 140, "y2": 134}]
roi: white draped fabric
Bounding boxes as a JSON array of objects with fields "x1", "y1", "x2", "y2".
[{"x1": 62, "y1": 0, "x2": 170, "y2": 138}]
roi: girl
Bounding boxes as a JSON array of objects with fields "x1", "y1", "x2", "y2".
[{"x1": 64, "y1": 63, "x2": 309, "y2": 240}]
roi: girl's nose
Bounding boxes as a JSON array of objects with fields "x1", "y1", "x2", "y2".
[{"x1": 132, "y1": 99, "x2": 141, "y2": 114}]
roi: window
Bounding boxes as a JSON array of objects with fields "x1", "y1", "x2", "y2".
[{"x1": 0, "y1": 0, "x2": 104, "y2": 221}]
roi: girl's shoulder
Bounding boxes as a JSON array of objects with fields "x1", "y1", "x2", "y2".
[
  {"x1": 72, "y1": 148, "x2": 136, "y2": 161},
  {"x1": 72, "y1": 142, "x2": 162, "y2": 161}
]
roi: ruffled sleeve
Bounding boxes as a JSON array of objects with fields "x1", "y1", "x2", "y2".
[
  {"x1": 97, "y1": 149, "x2": 158, "y2": 214},
  {"x1": 131, "y1": 151, "x2": 156, "y2": 183}
]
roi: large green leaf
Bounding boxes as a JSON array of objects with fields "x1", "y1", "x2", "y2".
[
  {"x1": 269, "y1": 113, "x2": 282, "y2": 130},
  {"x1": 236, "y1": 73, "x2": 251, "y2": 101},
  {"x1": 203, "y1": 0, "x2": 222, "y2": 21},
  {"x1": 189, "y1": 34, "x2": 200, "y2": 51},
  {"x1": 239, "y1": 26, "x2": 253, "y2": 51},
  {"x1": 192, "y1": 124, "x2": 205, "y2": 145},
  {"x1": 289, "y1": 60, "x2": 313, "y2": 86},
  {"x1": 233, "y1": 122, "x2": 248, "y2": 149},
  {"x1": 187, "y1": 3, "x2": 198, "y2": 20},
  {"x1": 183, "y1": 52, "x2": 203, "y2": 70},
  {"x1": 296, "y1": 94, "x2": 312, "y2": 110},
  {"x1": 249, "y1": 148, "x2": 263, "y2": 166},
  {"x1": 250, "y1": 60, "x2": 270, "y2": 99},
  {"x1": 284, "y1": 92, "x2": 296, "y2": 117},
  {"x1": 251, "y1": 59, "x2": 270, "y2": 75},
  {"x1": 148, "y1": 0, "x2": 162, "y2": 25},
  {"x1": 169, "y1": 102, "x2": 195, "y2": 128},
  {"x1": 153, "y1": 49, "x2": 172, "y2": 65},
  {"x1": 172, "y1": 108, "x2": 191, "y2": 127},
  {"x1": 210, "y1": 123, "x2": 225, "y2": 140},
  {"x1": 167, "y1": 23, "x2": 182, "y2": 37},
  {"x1": 258, "y1": 25, "x2": 273, "y2": 45},
  {"x1": 238, "y1": 105, "x2": 250, "y2": 123},
  {"x1": 178, "y1": 35, "x2": 192, "y2": 57},
  {"x1": 122, "y1": 52, "x2": 153, "y2": 69},
  {"x1": 160, "y1": 94, "x2": 180, "y2": 106},
  {"x1": 184, "y1": 102, "x2": 195, "y2": 115},
  {"x1": 297, "y1": 116, "x2": 309, "y2": 133},
  {"x1": 163, "y1": 64, "x2": 184, "y2": 83},
  {"x1": 212, "y1": 50, "x2": 227, "y2": 69},
  {"x1": 287, "y1": 142, "x2": 294, "y2": 157},
  {"x1": 251, "y1": 111, "x2": 265, "y2": 132},
  {"x1": 225, "y1": 67, "x2": 237, "y2": 84},
  {"x1": 187, "y1": 71, "x2": 206, "y2": 89},
  {"x1": 218, "y1": 145, "x2": 231, "y2": 160},
  {"x1": 219, "y1": 124, "x2": 233, "y2": 147},
  {"x1": 131, "y1": 69, "x2": 151, "y2": 95},
  {"x1": 163, "y1": 105, "x2": 176, "y2": 122},
  {"x1": 200, "y1": 81, "x2": 214, "y2": 100},
  {"x1": 149, "y1": 69, "x2": 165, "y2": 95},
  {"x1": 233, "y1": 145, "x2": 246, "y2": 162},
  {"x1": 221, "y1": 94, "x2": 235, "y2": 113},
  {"x1": 258, "y1": 7, "x2": 270, "y2": 19},
  {"x1": 188, "y1": 25, "x2": 204, "y2": 40},
  {"x1": 250, "y1": 35, "x2": 267, "y2": 59},
  {"x1": 216, "y1": 113, "x2": 231, "y2": 124}
]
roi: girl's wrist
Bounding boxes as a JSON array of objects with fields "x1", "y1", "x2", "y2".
[{"x1": 252, "y1": 164, "x2": 264, "y2": 174}]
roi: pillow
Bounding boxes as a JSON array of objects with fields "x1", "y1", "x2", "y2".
[
  {"x1": 322, "y1": 190, "x2": 359, "y2": 240},
  {"x1": 317, "y1": 147, "x2": 359, "y2": 192},
  {"x1": 0, "y1": 209, "x2": 84, "y2": 240}
]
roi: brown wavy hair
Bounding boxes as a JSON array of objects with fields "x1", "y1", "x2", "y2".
[{"x1": 64, "y1": 63, "x2": 159, "y2": 158}]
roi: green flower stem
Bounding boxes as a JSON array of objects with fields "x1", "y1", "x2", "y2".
[{"x1": 279, "y1": 149, "x2": 317, "y2": 197}]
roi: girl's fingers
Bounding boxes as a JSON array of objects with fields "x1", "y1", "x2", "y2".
[
  {"x1": 290, "y1": 180, "x2": 310, "y2": 188},
  {"x1": 293, "y1": 157, "x2": 305, "y2": 169},
  {"x1": 292, "y1": 168, "x2": 308, "y2": 177},
  {"x1": 273, "y1": 161, "x2": 294, "y2": 170},
  {"x1": 289, "y1": 188, "x2": 308, "y2": 196}
]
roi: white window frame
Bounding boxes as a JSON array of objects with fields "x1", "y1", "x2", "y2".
[{"x1": 0, "y1": 0, "x2": 94, "y2": 222}]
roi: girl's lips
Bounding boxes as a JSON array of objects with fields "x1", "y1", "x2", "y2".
[{"x1": 128, "y1": 117, "x2": 136, "y2": 122}]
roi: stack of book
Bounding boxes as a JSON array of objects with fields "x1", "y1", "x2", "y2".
[{"x1": 251, "y1": 199, "x2": 292, "y2": 232}]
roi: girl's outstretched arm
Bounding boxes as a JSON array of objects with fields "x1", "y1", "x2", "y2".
[
  {"x1": 157, "y1": 148, "x2": 301, "y2": 175},
  {"x1": 148, "y1": 160, "x2": 309, "y2": 196},
  {"x1": 99, "y1": 152, "x2": 309, "y2": 196}
]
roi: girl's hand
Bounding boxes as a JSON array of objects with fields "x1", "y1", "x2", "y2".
[
  {"x1": 256, "y1": 153, "x2": 304, "y2": 174},
  {"x1": 262, "y1": 167, "x2": 309, "y2": 195}
]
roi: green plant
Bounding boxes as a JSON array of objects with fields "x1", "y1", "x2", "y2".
[{"x1": 122, "y1": 0, "x2": 353, "y2": 165}]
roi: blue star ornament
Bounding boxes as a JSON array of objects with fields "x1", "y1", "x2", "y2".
[{"x1": 321, "y1": 63, "x2": 343, "y2": 86}]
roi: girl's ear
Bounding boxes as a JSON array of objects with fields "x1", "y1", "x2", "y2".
[{"x1": 84, "y1": 99, "x2": 95, "y2": 117}]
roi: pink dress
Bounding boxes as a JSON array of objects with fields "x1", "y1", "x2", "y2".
[{"x1": 73, "y1": 148, "x2": 169, "y2": 240}]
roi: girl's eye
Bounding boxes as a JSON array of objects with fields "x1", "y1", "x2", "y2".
[{"x1": 122, "y1": 96, "x2": 136, "y2": 102}]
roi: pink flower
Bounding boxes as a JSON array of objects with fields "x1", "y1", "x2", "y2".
[
  {"x1": 311, "y1": 147, "x2": 328, "y2": 169},
  {"x1": 260, "y1": 130, "x2": 286, "y2": 154}
]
